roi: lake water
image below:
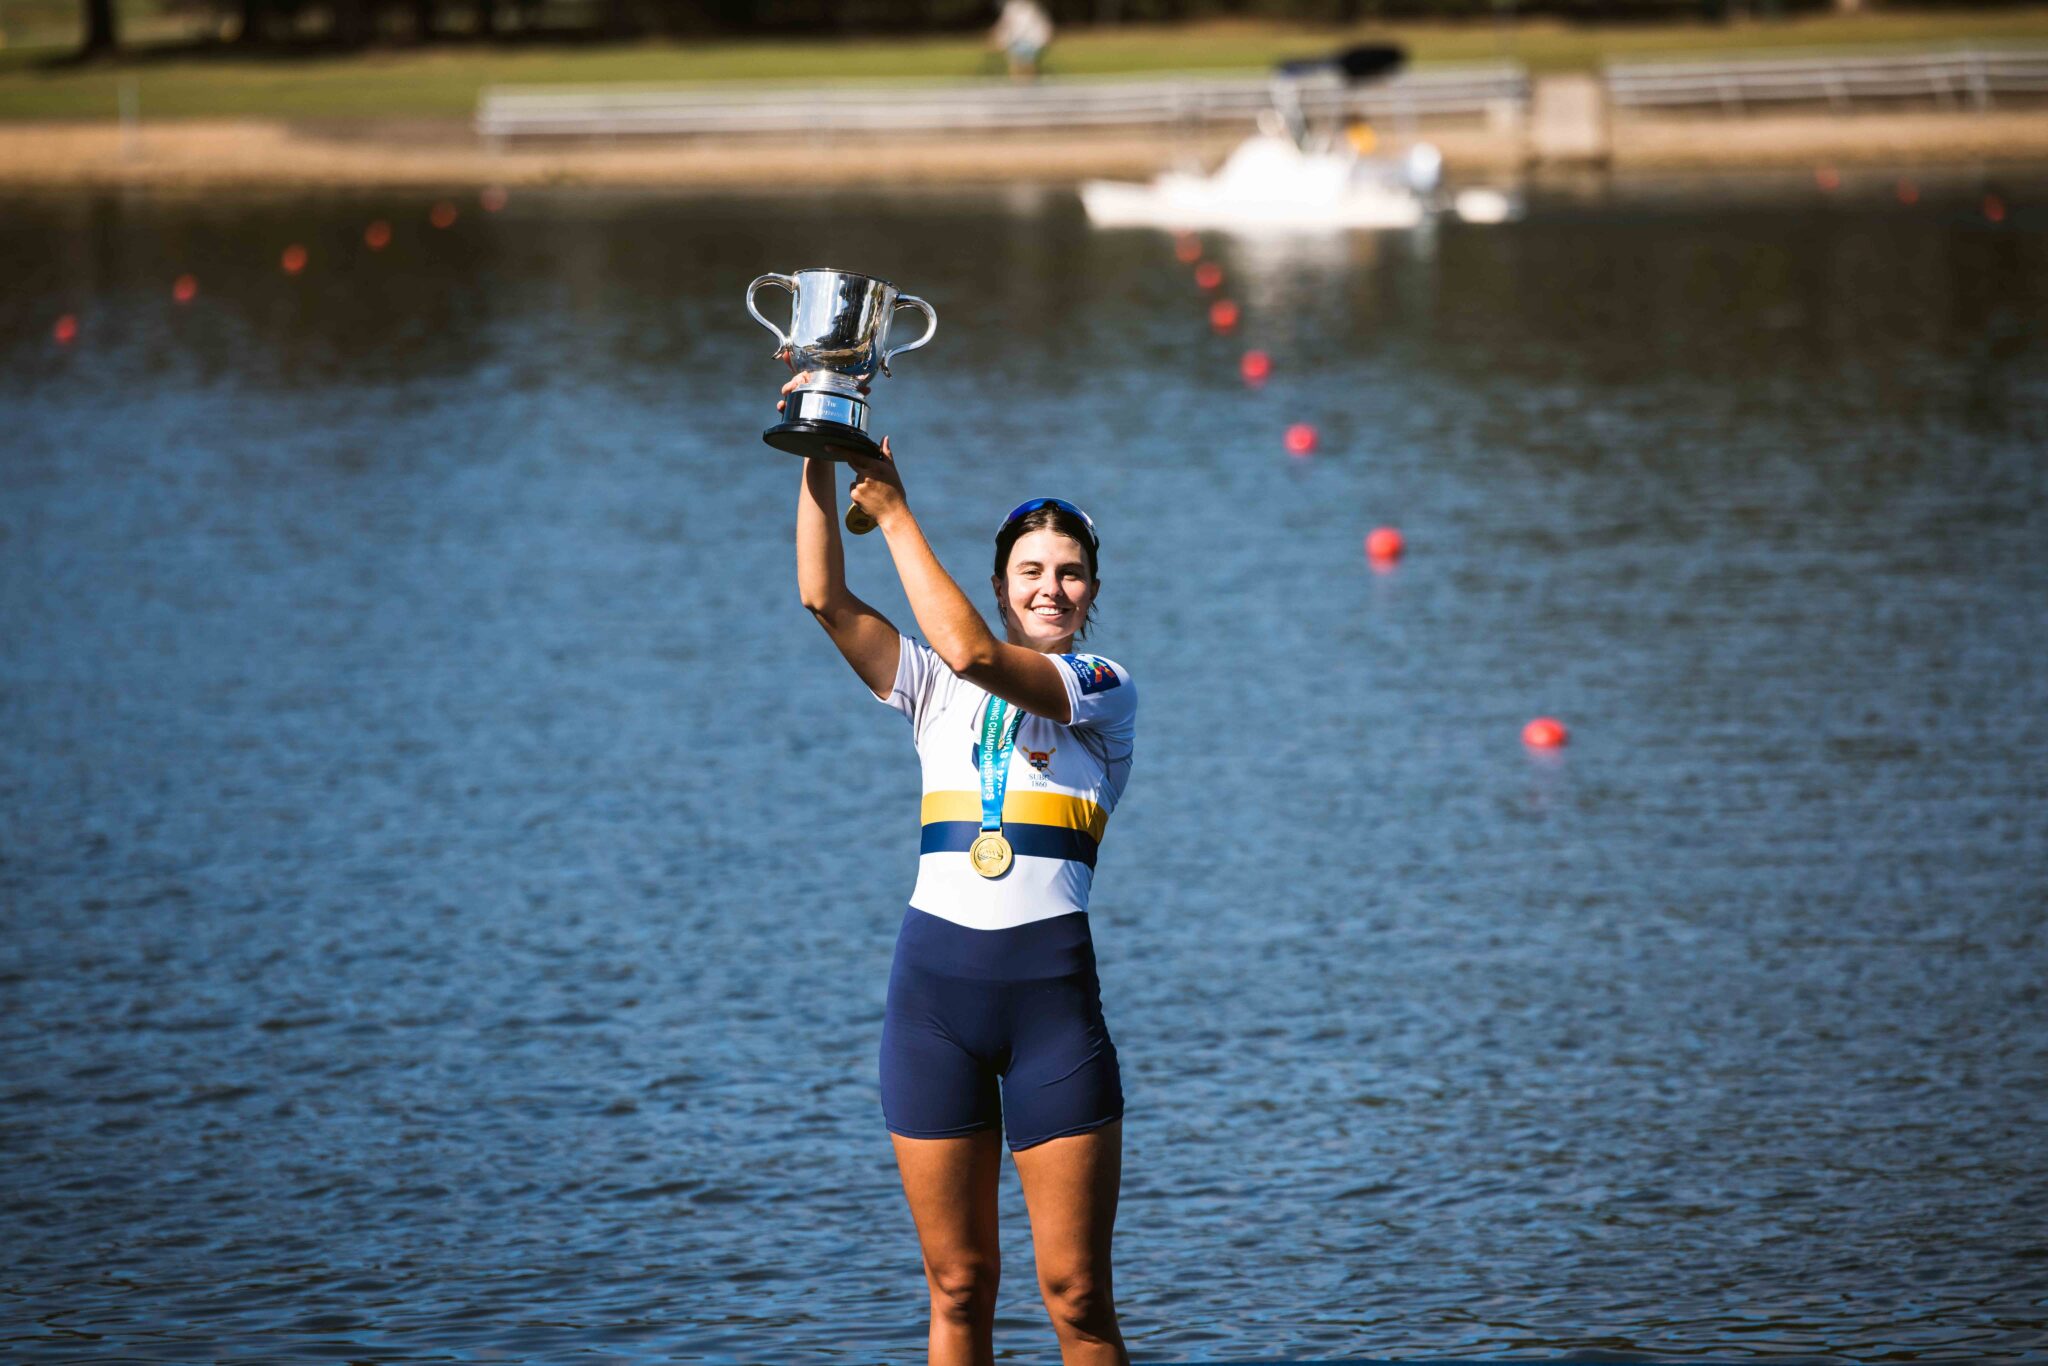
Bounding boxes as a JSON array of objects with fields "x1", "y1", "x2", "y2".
[{"x1": 3, "y1": 169, "x2": 2045, "y2": 1364}]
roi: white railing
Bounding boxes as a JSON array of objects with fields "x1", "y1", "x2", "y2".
[
  {"x1": 475, "y1": 64, "x2": 1529, "y2": 139},
  {"x1": 1604, "y1": 45, "x2": 2048, "y2": 114}
]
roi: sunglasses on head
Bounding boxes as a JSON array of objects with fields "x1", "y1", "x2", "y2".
[{"x1": 999, "y1": 497, "x2": 1099, "y2": 550}]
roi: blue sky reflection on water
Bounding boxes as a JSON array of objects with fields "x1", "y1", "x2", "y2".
[{"x1": 1, "y1": 172, "x2": 2045, "y2": 1362}]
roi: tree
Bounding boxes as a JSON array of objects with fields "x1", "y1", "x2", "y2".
[{"x1": 81, "y1": 0, "x2": 118, "y2": 55}]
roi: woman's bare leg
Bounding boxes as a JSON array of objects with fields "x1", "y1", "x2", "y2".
[
  {"x1": 1012, "y1": 1119, "x2": 1128, "y2": 1365},
  {"x1": 891, "y1": 1128, "x2": 1005, "y2": 1366}
]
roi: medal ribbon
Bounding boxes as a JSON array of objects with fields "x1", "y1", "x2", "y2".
[{"x1": 977, "y1": 696, "x2": 1024, "y2": 835}]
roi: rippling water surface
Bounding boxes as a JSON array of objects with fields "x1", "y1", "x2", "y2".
[{"x1": 3, "y1": 172, "x2": 2046, "y2": 1363}]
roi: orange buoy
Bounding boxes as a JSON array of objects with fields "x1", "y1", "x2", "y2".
[
  {"x1": 1985, "y1": 194, "x2": 2007, "y2": 224},
  {"x1": 1240, "y1": 349, "x2": 1272, "y2": 384},
  {"x1": 1814, "y1": 166, "x2": 1840, "y2": 192},
  {"x1": 172, "y1": 274, "x2": 198, "y2": 303},
  {"x1": 1173, "y1": 235, "x2": 1202, "y2": 264},
  {"x1": 1208, "y1": 299, "x2": 1240, "y2": 333},
  {"x1": 52, "y1": 313, "x2": 78, "y2": 344},
  {"x1": 1895, "y1": 178, "x2": 1919, "y2": 206},
  {"x1": 1194, "y1": 261, "x2": 1224, "y2": 291},
  {"x1": 281, "y1": 244, "x2": 308, "y2": 275},
  {"x1": 365, "y1": 220, "x2": 393, "y2": 250},
  {"x1": 480, "y1": 185, "x2": 508, "y2": 213},
  {"x1": 1283, "y1": 422, "x2": 1317, "y2": 456},
  {"x1": 1522, "y1": 717, "x2": 1568, "y2": 748},
  {"x1": 1366, "y1": 526, "x2": 1403, "y2": 562},
  {"x1": 429, "y1": 201, "x2": 458, "y2": 229}
]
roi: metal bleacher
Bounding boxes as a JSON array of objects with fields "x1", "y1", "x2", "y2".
[
  {"x1": 474, "y1": 63, "x2": 1530, "y2": 141},
  {"x1": 1603, "y1": 45, "x2": 2048, "y2": 115}
]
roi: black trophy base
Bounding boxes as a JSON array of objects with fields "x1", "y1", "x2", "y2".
[{"x1": 763, "y1": 419, "x2": 882, "y2": 462}]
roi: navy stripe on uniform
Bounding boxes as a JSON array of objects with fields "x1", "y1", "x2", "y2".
[{"x1": 919, "y1": 821, "x2": 1099, "y2": 868}]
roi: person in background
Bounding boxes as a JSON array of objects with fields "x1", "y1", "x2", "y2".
[{"x1": 989, "y1": 0, "x2": 1054, "y2": 81}]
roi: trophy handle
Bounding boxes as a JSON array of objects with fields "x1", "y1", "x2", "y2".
[
  {"x1": 879, "y1": 294, "x2": 937, "y2": 378},
  {"x1": 745, "y1": 273, "x2": 798, "y2": 357}
]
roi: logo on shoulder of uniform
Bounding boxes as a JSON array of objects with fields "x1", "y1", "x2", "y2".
[{"x1": 1061, "y1": 654, "x2": 1121, "y2": 695}]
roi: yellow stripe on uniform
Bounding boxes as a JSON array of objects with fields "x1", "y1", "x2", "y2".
[{"x1": 920, "y1": 790, "x2": 1109, "y2": 842}]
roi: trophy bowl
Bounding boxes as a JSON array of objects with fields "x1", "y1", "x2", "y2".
[{"x1": 746, "y1": 267, "x2": 937, "y2": 463}]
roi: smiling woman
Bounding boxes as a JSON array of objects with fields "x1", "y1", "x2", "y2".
[
  {"x1": 992, "y1": 495, "x2": 1102, "y2": 651},
  {"x1": 788, "y1": 370, "x2": 1137, "y2": 1365}
]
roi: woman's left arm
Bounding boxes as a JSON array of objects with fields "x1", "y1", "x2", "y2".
[{"x1": 837, "y1": 441, "x2": 1074, "y2": 724}]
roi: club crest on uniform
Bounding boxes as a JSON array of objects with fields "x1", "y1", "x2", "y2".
[
  {"x1": 1021, "y1": 745, "x2": 1055, "y2": 773},
  {"x1": 1061, "y1": 654, "x2": 1120, "y2": 695}
]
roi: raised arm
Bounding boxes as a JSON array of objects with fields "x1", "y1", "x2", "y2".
[
  {"x1": 796, "y1": 452, "x2": 902, "y2": 701},
  {"x1": 842, "y1": 444, "x2": 1074, "y2": 725}
]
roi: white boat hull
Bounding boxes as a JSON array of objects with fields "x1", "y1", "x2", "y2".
[
  {"x1": 1079, "y1": 132, "x2": 1517, "y2": 232},
  {"x1": 1080, "y1": 176, "x2": 1426, "y2": 231}
]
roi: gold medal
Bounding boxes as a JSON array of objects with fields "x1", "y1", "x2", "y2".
[{"x1": 968, "y1": 830, "x2": 1014, "y2": 879}]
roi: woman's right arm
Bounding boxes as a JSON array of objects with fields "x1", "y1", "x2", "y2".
[{"x1": 797, "y1": 452, "x2": 902, "y2": 700}]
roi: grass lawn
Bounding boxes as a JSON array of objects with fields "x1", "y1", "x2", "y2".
[{"x1": 2, "y1": 7, "x2": 2046, "y2": 121}]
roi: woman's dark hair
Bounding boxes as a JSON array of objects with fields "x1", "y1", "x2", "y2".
[{"x1": 993, "y1": 505, "x2": 1100, "y2": 643}]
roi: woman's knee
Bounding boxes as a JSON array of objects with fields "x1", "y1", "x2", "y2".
[
  {"x1": 1039, "y1": 1268, "x2": 1118, "y2": 1337},
  {"x1": 927, "y1": 1258, "x2": 1000, "y2": 1323}
]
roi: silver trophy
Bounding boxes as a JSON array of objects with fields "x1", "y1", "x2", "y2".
[{"x1": 746, "y1": 267, "x2": 937, "y2": 464}]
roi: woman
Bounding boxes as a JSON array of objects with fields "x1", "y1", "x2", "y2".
[{"x1": 786, "y1": 370, "x2": 1135, "y2": 1366}]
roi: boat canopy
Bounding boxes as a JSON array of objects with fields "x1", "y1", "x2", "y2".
[{"x1": 1272, "y1": 43, "x2": 1407, "y2": 84}]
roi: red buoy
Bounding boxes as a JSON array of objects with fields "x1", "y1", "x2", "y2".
[
  {"x1": 429, "y1": 201, "x2": 458, "y2": 229},
  {"x1": 365, "y1": 220, "x2": 392, "y2": 250},
  {"x1": 1284, "y1": 422, "x2": 1317, "y2": 456},
  {"x1": 1814, "y1": 165, "x2": 1841, "y2": 192},
  {"x1": 1240, "y1": 349, "x2": 1272, "y2": 385},
  {"x1": 1985, "y1": 194, "x2": 2007, "y2": 224},
  {"x1": 1522, "y1": 717, "x2": 1568, "y2": 748},
  {"x1": 1366, "y1": 526, "x2": 1403, "y2": 562},
  {"x1": 52, "y1": 313, "x2": 78, "y2": 345},
  {"x1": 1895, "y1": 178, "x2": 1919, "y2": 206},
  {"x1": 1208, "y1": 299, "x2": 1240, "y2": 333},
  {"x1": 1194, "y1": 261, "x2": 1224, "y2": 291},
  {"x1": 281, "y1": 244, "x2": 308, "y2": 275},
  {"x1": 172, "y1": 274, "x2": 198, "y2": 303},
  {"x1": 1173, "y1": 234, "x2": 1203, "y2": 264},
  {"x1": 480, "y1": 185, "x2": 508, "y2": 213}
]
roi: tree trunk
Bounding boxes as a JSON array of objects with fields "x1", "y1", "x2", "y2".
[
  {"x1": 415, "y1": 0, "x2": 436, "y2": 40},
  {"x1": 332, "y1": 0, "x2": 370, "y2": 45},
  {"x1": 80, "y1": 0, "x2": 118, "y2": 55}
]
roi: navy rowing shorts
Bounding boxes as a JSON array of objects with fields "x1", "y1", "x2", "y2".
[{"x1": 880, "y1": 905, "x2": 1125, "y2": 1152}]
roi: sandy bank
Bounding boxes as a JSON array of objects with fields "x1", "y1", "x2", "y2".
[{"x1": 3, "y1": 109, "x2": 2046, "y2": 189}]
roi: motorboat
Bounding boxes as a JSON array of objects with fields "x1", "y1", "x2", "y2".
[
  {"x1": 1082, "y1": 122, "x2": 1442, "y2": 231},
  {"x1": 1079, "y1": 44, "x2": 1522, "y2": 232}
]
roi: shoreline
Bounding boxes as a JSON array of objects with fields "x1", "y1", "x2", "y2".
[{"x1": 4, "y1": 108, "x2": 2048, "y2": 188}]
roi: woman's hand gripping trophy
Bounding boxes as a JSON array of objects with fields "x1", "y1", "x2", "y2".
[{"x1": 779, "y1": 370, "x2": 896, "y2": 536}]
